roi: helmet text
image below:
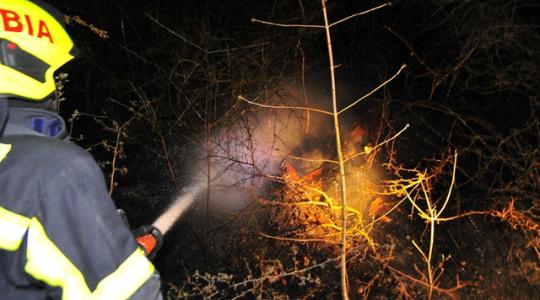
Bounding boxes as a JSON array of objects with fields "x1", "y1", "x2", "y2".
[{"x1": 0, "y1": 8, "x2": 54, "y2": 44}]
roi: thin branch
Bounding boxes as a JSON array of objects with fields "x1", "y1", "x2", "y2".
[
  {"x1": 145, "y1": 13, "x2": 206, "y2": 52},
  {"x1": 108, "y1": 97, "x2": 145, "y2": 117},
  {"x1": 259, "y1": 232, "x2": 336, "y2": 243},
  {"x1": 435, "y1": 210, "x2": 491, "y2": 222},
  {"x1": 153, "y1": 21, "x2": 266, "y2": 58},
  {"x1": 108, "y1": 127, "x2": 123, "y2": 195},
  {"x1": 338, "y1": 64, "x2": 406, "y2": 115},
  {"x1": 344, "y1": 123, "x2": 410, "y2": 162},
  {"x1": 330, "y1": 2, "x2": 392, "y2": 28},
  {"x1": 321, "y1": 1, "x2": 350, "y2": 298},
  {"x1": 364, "y1": 196, "x2": 408, "y2": 228},
  {"x1": 436, "y1": 150, "x2": 458, "y2": 218},
  {"x1": 388, "y1": 266, "x2": 468, "y2": 297},
  {"x1": 297, "y1": 40, "x2": 311, "y2": 134},
  {"x1": 250, "y1": 2, "x2": 392, "y2": 30},
  {"x1": 238, "y1": 95, "x2": 333, "y2": 116},
  {"x1": 118, "y1": 44, "x2": 162, "y2": 70},
  {"x1": 230, "y1": 256, "x2": 340, "y2": 289},
  {"x1": 108, "y1": 116, "x2": 137, "y2": 195},
  {"x1": 206, "y1": 42, "x2": 269, "y2": 54},
  {"x1": 250, "y1": 17, "x2": 325, "y2": 29},
  {"x1": 275, "y1": 149, "x2": 338, "y2": 164},
  {"x1": 385, "y1": 26, "x2": 435, "y2": 74}
]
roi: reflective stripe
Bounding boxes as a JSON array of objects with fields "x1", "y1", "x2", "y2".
[
  {"x1": 0, "y1": 143, "x2": 11, "y2": 162},
  {"x1": 0, "y1": 206, "x2": 30, "y2": 251},
  {"x1": 93, "y1": 248, "x2": 155, "y2": 299},
  {"x1": 25, "y1": 217, "x2": 91, "y2": 299},
  {"x1": 0, "y1": 208, "x2": 155, "y2": 299}
]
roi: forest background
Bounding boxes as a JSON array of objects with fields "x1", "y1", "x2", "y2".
[{"x1": 49, "y1": 0, "x2": 539, "y2": 298}]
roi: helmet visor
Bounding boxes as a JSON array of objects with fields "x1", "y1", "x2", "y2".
[{"x1": 0, "y1": 39, "x2": 50, "y2": 83}]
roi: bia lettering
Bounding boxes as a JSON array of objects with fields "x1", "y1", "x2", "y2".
[{"x1": 0, "y1": 9, "x2": 53, "y2": 43}]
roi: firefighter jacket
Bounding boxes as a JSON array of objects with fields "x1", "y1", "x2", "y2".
[{"x1": 0, "y1": 104, "x2": 163, "y2": 299}]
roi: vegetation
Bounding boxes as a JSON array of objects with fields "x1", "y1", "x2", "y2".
[{"x1": 53, "y1": 0, "x2": 539, "y2": 298}]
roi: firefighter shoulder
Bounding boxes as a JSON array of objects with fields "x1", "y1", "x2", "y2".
[{"x1": 0, "y1": 1, "x2": 162, "y2": 299}]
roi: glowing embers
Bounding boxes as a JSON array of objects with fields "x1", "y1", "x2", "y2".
[{"x1": 265, "y1": 159, "x2": 380, "y2": 249}]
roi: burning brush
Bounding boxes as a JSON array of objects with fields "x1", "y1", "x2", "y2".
[{"x1": 264, "y1": 159, "x2": 378, "y2": 249}]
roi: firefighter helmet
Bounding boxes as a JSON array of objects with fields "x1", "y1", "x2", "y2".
[{"x1": 0, "y1": 0, "x2": 77, "y2": 101}]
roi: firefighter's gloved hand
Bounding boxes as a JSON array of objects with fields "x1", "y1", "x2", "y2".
[{"x1": 132, "y1": 225, "x2": 163, "y2": 260}]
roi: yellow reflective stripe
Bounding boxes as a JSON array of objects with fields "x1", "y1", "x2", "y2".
[
  {"x1": 0, "y1": 143, "x2": 11, "y2": 162},
  {"x1": 93, "y1": 248, "x2": 155, "y2": 299},
  {"x1": 25, "y1": 217, "x2": 91, "y2": 299},
  {"x1": 24, "y1": 217, "x2": 155, "y2": 299},
  {"x1": 0, "y1": 206, "x2": 30, "y2": 251}
]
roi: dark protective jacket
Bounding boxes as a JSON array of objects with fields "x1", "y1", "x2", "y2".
[{"x1": 0, "y1": 103, "x2": 162, "y2": 299}]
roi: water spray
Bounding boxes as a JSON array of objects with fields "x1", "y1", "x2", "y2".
[
  {"x1": 136, "y1": 184, "x2": 203, "y2": 258},
  {"x1": 136, "y1": 109, "x2": 317, "y2": 258},
  {"x1": 152, "y1": 184, "x2": 203, "y2": 234}
]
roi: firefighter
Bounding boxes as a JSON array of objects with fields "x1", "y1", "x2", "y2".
[{"x1": 0, "y1": 0, "x2": 162, "y2": 298}]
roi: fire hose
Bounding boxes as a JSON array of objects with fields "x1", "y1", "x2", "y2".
[
  {"x1": 119, "y1": 186, "x2": 201, "y2": 259},
  {"x1": 133, "y1": 225, "x2": 163, "y2": 259}
]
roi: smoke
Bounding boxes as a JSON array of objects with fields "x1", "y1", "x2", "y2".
[
  {"x1": 150, "y1": 108, "x2": 314, "y2": 234},
  {"x1": 181, "y1": 85, "x2": 368, "y2": 216},
  {"x1": 156, "y1": 84, "x2": 379, "y2": 232},
  {"x1": 202, "y1": 106, "x2": 335, "y2": 213}
]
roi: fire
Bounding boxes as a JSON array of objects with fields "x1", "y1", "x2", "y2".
[
  {"x1": 368, "y1": 197, "x2": 392, "y2": 223},
  {"x1": 350, "y1": 124, "x2": 367, "y2": 143},
  {"x1": 269, "y1": 157, "x2": 381, "y2": 249}
]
